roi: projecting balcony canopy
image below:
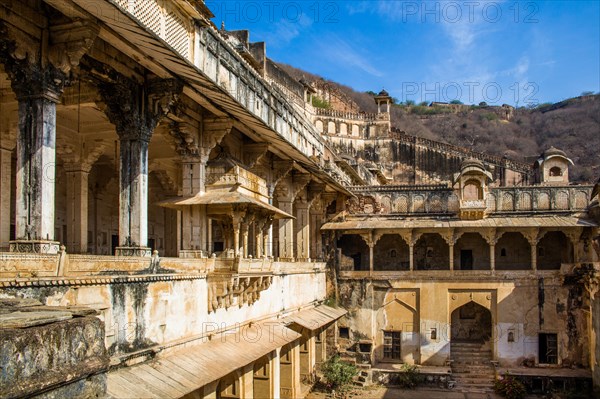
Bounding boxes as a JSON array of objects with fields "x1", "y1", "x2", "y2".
[
  {"x1": 157, "y1": 189, "x2": 294, "y2": 219},
  {"x1": 282, "y1": 304, "x2": 347, "y2": 331},
  {"x1": 321, "y1": 215, "x2": 597, "y2": 231},
  {"x1": 106, "y1": 320, "x2": 301, "y2": 399}
]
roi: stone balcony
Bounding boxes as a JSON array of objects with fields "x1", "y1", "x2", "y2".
[
  {"x1": 346, "y1": 185, "x2": 595, "y2": 216},
  {"x1": 104, "y1": 0, "x2": 324, "y2": 162},
  {"x1": 459, "y1": 199, "x2": 487, "y2": 220},
  {"x1": 0, "y1": 252, "x2": 325, "y2": 281}
]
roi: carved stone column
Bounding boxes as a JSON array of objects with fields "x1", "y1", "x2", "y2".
[
  {"x1": 231, "y1": 206, "x2": 246, "y2": 258},
  {"x1": 65, "y1": 166, "x2": 90, "y2": 254},
  {"x1": 523, "y1": 228, "x2": 541, "y2": 272},
  {"x1": 97, "y1": 75, "x2": 182, "y2": 256},
  {"x1": 180, "y1": 154, "x2": 204, "y2": 253},
  {"x1": 400, "y1": 230, "x2": 420, "y2": 272},
  {"x1": 442, "y1": 229, "x2": 462, "y2": 271},
  {"x1": 263, "y1": 216, "x2": 273, "y2": 258},
  {"x1": 292, "y1": 174, "x2": 311, "y2": 260},
  {"x1": 7, "y1": 65, "x2": 65, "y2": 253},
  {"x1": 1, "y1": 20, "x2": 98, "y2": 253},
  {"x1": 0, "y1": 144, "x2": 13, "y2": 250},
  {"x1": 275, "y1": 171, "x2": 309, "y2": 261},
  {"x1": 482, "y1": 228, "x2": 500, "y2": 272}
]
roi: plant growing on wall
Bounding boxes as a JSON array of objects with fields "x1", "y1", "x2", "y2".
[
  {"x1": 494, "y1": 374, "x2": 527, "y2": 399},
  {"x1": 312, "y1": 96, "x2": 331, "y2": 109},
  {"x1": 321, "y1": 355, "x2": 357, "y2": 394}
]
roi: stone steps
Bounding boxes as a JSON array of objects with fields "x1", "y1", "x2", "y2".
[{"x1": 450, "y1": 341, "x2": 495, "y2": 393}]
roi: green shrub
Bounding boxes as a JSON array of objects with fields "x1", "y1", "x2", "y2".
[
  {"x1": 321, "y1": 355, "x2": 358, "y2": 392},
  {"x1": 312, "y1": 96, "x2": 331, "y2": 109},
  {"x1": 396, "y1": 363, "x2": 423, "y2": 389},
  {"x1": 494, "y1": 374, "x2": 527, "y2": 399}
]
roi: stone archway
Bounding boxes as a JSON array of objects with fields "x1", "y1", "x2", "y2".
[{"x1": 451, "y1": 301, "x2": 492, "y2": 342}]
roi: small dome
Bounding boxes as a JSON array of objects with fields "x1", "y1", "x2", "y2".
[
  {"x1": 543, "y1": 146, "x2": 567, "y2": 158},
  {"x1": 378, "y1": 89, "x2": 389, "y2": 97},
  {"x1": 461, "y1": 158, "x2": 485, "y2": 171}
]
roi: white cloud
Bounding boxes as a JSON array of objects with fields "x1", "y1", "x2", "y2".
[{"x1": 316, "y1": 33, "x2": 383, "y2": 77}]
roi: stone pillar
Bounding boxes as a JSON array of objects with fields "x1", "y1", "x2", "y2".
[
  {"x1": 242, "y1": 221, "x2": 250, "y2": 259},
  {"x1": 400, "y1": 230, "x2": 418, "y2": 272},
  {"x1": 483, "y1": 228, "x2": 498, "y2": 272},
  {"x1": 524, "y1": 229, "x2": 540, "y2": 271},
  {"x1": 263, "y1": 217, "x2": 273, "y2": 258},
  {"x1": 272, "y1": 348, "x2": 281, "y2": 399},
  {"x1": 295, "y1": 196, "x2": 311, "y2": 261},
  {"x1": 179, "y1": 154, "x2": 205, "y2": 254},
  {"x1": 0, "y1": 146, "x2": 12, "y2": 250},
  {"x1": 490, "y1": 244, "x2": 496, "y2": 271},
  {"x1": 231, "y1": 207, "x2": 246, "y2": 258},
  {"x1": 97, "y1": 76, "x2": 182, "y2": 256},
  {"x1": 9, "y1": 68, "x2": 66, "y2": 253},
  {"x1": 1, "y1": 19, "x2": 98, "y2": 254},
  {"x1": 65, "y1": 167, "x2": 90, "y2": 254},
  {"x1": 442, "y1": 229, "x2": 460, "y2": 271},
  {"x1": 277, "y1": 199, "x2": 294, "y2": 260},
  {"x1": 241, "y1": 364, "x2": 254, "y2": 399}
]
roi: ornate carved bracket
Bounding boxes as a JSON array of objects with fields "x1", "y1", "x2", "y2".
[
  {"x1": 48, "y1": 20, "x2": 100, "y2": 75},
  {"x1": 207, "y1": 274, "x2": 273, "y2": 313},
  {"x1": 481, "y1": 228, "x2": 500, "y2": 246},
  {"x1": 243, "y1": 143, "x2": 269, "y2": 169},
  {"x1": 201, "y1": 117, "x2": 233, "y2": 159},
  {"x1": 441, "y1": 229, "x2": 464, "y2": 246},
  {"x1": 60, "y1": 140, "x2": 107, "y2": 173},
  {"x1": 0, "y1": 20, "x2": 99, "y2": 101},
  {"x1": 168, "y1": 121, "x2": 199, "y2": 157},
  {"x1": 522, "y1": 228, "x2": 542, "y2": 246},
  {"x1": 91, "y1": 64, "x2": 183, "y2": 141},
  {"x1": 399, "y1": 230, "x2": 421, "y2": 247}
]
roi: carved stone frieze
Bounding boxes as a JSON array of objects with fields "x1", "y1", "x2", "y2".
[{"x1": 207, "y1": 274, "x2": 273, "y2": 313}]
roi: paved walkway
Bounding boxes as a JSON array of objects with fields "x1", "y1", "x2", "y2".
[{"x1": 307, "y1": 386, "x2": 546, "y2": 399}]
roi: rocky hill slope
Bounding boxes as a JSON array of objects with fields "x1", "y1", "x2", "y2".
[{"x1": 278, "y1": 63, "x2": 600, "y2": 183}]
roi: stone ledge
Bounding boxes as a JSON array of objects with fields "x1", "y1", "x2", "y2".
[{"x1": 0, "y1": 273, "x2": 207, "y2": 288}]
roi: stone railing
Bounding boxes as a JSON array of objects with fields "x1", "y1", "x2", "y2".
[
  {"x1": 315, "y1": 108, "x2": 380, "y2": 121},
  {"x1": 0, "y1": 251, "x2": 326, "y2": 279},
  {"x1": 324, "y1": 160, "x2": 354, "y2": 186},
  {"x1": 346, "y1": 185, "x2": 594, "y2": 215},
  {"x1": 489, "y1": 185, "x2": 594, "y2": 213},
  {"x1": 348, "y1": 185, "x2": 456, "y2": 215},
  {"x1": 109, "y1": 0, "x2": 324, "y2": 162},
  {"x1": 390, "y1": 128, "x2": 532, "y2": 174}
]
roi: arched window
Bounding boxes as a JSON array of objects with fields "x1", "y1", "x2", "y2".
[
  {"x1": 549, "y1": 166, "x2": 562, "y2": 177},
  {"x1": 463, "y1": 179, "x2": 483, "y2": 200},
  {"x1": 500, "y1": 248, "x2": 507, "y2": 257}
]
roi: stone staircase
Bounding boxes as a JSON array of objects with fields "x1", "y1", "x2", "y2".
[
  {"x1": 450, "y1": 341, "x2": 496, "y2": 393},
  {"x1": 339, "y1": 353, "x2": 372, "y2": 387}
]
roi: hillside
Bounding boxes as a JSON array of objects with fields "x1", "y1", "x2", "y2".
[{"x1": 278, "y1": 63, "x2": 600, "y2": 183}]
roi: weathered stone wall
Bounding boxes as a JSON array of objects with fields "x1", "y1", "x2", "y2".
[
  {"x1": 337, "y1": 275, "x2": 588, "y2": 368},
  {"x1": 0, "y1": 268, "x2": 327, "y2": 360},
  {"x1": 0, "y1": 314, "x2": 108, "y2": 398}
]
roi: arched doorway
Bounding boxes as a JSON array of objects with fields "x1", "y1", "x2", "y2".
[{"x1": 451, "y1": 301, "x2": 492, "y2": 342}]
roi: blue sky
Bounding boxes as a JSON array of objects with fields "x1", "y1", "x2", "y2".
[{"x1": 209, "y1": 1, "x2": 600, "y2": 106}]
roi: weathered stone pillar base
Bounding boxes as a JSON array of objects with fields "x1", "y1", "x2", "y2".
[
  {"x1": 114, "y1": 246, "x2": 151, "y2": 257},
  {"x1": 9, "y1": 240, "x2": 60, "y2": 254}
]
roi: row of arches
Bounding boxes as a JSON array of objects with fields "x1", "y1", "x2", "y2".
[
  {"x1": 315, "y1": 119, "x2": 362, "y2": 137},
  {"x1": 338, "y1": 231, "x2": 573, "y2": 272}
]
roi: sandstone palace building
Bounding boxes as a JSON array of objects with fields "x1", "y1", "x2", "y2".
[{"x1": 0, "y1": 1, "x2": 599, "y2": 398}]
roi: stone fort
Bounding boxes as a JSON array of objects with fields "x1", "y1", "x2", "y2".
[{"x1": 0, "y1": 1, "x2": 599, "y2": 398}]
